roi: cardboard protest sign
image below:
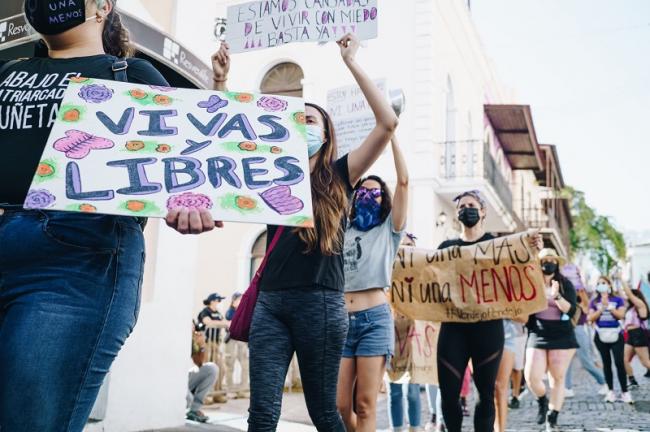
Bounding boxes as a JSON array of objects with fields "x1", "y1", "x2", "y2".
[
  {"x1": 388, "y1": 314, "x2": 440, "y2": 385},
  {"x1": 227, "y1": 0, "x2": 378, "y2": 53},
  {"x1": 327, "y1": 79, "x2": 386, "y2": 156},
  {"x1": 391, "y1": 231, "x2": 547, "y2": 323},
  {"x1": 24, "y1": 78, "x2": 314, "y2": 227}
]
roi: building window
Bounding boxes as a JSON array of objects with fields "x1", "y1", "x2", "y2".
[
  {"x1": 260, "y1": 62, "x2": 304, "y2": 97},
  {"x1": 250, "y1": 231, "x2": 267, "y2": 281}
]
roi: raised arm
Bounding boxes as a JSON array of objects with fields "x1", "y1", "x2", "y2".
[
  {"x1": 390, "y1": 135, "x2": 409, "y2": 231},
  {"x1": 340, "y1": 34, "x2": 399, "y2": 185},
  {"x1": 212, "y1": 42, "x2": 230, "y2": 91},
  {"x1": 624, "y1": 283, "x2": 649, "y2": 318},
  {"x1": 165, "y1": 43, "x2": 231, "y2": 234}
]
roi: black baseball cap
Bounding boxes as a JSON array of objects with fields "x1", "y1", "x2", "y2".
[{"x1": 203, "y1": 293, "x2": 225, "y2": 305}]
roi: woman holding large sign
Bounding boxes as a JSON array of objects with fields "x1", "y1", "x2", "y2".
[
  {"x1": 0, "y1": 1, "x2": 198, "y2": 431},
  {"x1": 336, "y1": 135, "x2": 408, "y2": 432},
  {"x1": 214, "y1": 34, "x2": 399, "y2": 430},
  {"x1": 436, "y1": 191, "x2": 542, "y2": 432},
  {"x1": 524, "y1": 249, "x2": 578, "y2": 430}
]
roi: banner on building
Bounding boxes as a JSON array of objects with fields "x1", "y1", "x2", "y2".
[
  {"x1": 226, "y1": 0, "x2": 379, "y2": 53},
  {"x1": 24, "y1": 78, "x2": 314, "y2": 227},
  {"x1": 326, "y1": 78, "x2": 386, "y2": 156},
  {"x1": 388, "y1": 314, "x2": 440, "y2": 385},
  {"x1": 391, "y1": 231, "x2": 547, "y2": 323}
]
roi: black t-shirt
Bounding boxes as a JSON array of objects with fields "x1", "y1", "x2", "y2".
[
  {"x1": 437, "y1": 232, "x2": 496, "y2": 250},
  {"x1": 198, "y1": 307, "x2": 224, "y2": 342},
  {"x1": 0, "y1": 55, "x2": 168, "y2": 204},
  {"x1": 260, "y1": 155, "x2": 354, "y2": 292}
]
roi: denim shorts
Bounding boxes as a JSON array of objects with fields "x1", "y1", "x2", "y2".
[{"x1": 342, "y1": 303, "x2": 394, "y2": 358}]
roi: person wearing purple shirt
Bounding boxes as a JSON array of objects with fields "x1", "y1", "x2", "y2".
[{"x1": 588, "y1": 276, "x2": 632, "y2": 404}]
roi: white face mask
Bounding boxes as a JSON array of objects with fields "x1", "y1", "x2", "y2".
[{"x1": 306, "y1": 125, "x2": 325, "y2": 158}]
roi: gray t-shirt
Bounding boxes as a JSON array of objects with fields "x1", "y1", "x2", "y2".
[{"x1": 343, "y1": 214, "x2": 405, "y2": 292}]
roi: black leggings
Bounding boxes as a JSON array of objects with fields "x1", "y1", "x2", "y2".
[
  {"x1": 437, "y1": 320, "x2": 504, "y2": 432},
  {"x1": 594, "y1": 333, "x2": 627, "y2": 392}
]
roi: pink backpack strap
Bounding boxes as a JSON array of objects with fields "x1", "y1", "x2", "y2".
[{"x1": 255, "y1": 226, "x2": 285, "y2": 277}]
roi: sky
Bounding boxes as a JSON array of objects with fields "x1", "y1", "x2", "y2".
[{"x1": 471, "y1": 0, "x2": 650, "y2": 235}]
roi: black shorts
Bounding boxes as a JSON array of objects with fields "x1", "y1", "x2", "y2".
[{"x1": 626, "y1": 328, "x2": 649, "y2": 348}]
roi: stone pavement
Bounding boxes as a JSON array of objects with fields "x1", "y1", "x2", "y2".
[{"x1": 157, "y1": 360, "x2": 650, "y2": 432}]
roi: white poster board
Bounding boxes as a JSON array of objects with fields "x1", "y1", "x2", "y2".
[
  {"x1": 226, "y1": 0, "x2": 378, "y2": 53},
  {"x1": 327, "y1": 79, "x2": 386, "y2": 156},
  {"x1": 24, "y1": 78, "x2": 314, "y2": 227}
]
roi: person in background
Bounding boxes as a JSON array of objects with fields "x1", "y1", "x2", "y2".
[
  {"x1": 213, "y1": 33, "x2": 399, "y2": 431},
  {"x1": 436, "y1": 190, "x2": 543, "y2": 432},
  {"x1": 187, "y1": 322, "x2": 219, "y2": 423},
  {"x1": 494, "y1": 317, "x2": 527, "y2": 432},
  {"x1": 564, "y1": 287, "x2": 607, "y2": 396},
  {"x1": 640, "y1": 272, "x2": 650, "y2": 378},
  {"x1": 198, "y1": 293, "x2": 229, "y2": 403},
  {"x1": 225, "y1": 292, "x2": 250, "y2": 398},
  {"x1": 561, "y1": 263, "x2": 607, "y2": 397},
  {"x1": 588, "y1": 276, "x2": 632, "y2": 404},
  {"x1": 506, "y1": 320, "x2": 528, "y2": 409},
  {"x1": 525, "y1": 249, "x2": 577, "y2": 430},
  {"x1": 387, "y1": 234, "x2": 424, "y2": 432},
  {"x1": 426, "y1": 384, "x2": 445, "y2": 432},
  {"x1": 337, "y1": 133, "x2": 408, "y2": 432},
  {"x1": 622, "y1": 283, "x2": 650, "y2": 388}
]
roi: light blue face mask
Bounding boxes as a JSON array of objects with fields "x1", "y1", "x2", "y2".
[
  {"x1": 306, "y1": 125, "x2": 325, "y2": 158},
  {"x1": 596, "y1": 283, "x2": 610, "y2": 293}
]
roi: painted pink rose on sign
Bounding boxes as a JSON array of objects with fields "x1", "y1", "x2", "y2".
[
  {"x1": 257, "y1": 96, "x2": 288, "y2": 112},
  {"x1": 166, "y1": 192, "x2": 213, "y2": 210}
]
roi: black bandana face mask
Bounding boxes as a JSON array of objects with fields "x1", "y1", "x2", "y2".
[{"x1": 24, "y1": 0, "x2": 93, "y2": 36}]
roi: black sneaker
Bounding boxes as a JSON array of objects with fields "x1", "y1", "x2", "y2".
[
  {"x1": 546, "y1": 410, "x2": 559, "y2": 431},
  {"x1": 536, "y1": 395, "x2": 549, "y2": 425},
  {"x1": 508, "y1": 396, "x2": 520, "y2": 409},
  {"x1": 186, "y1": 410, "x2": 209, "y2": 423},
  {"x1": 645, "y1": 369, "x2": 650, "y2": 378},
  {"x1": 629, "y1": 375, "x2": 640, "y2": 389}
]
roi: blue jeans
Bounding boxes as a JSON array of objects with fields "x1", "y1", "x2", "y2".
[
  {"x1": 248, "y1": 289, "x2": 348, "y2": 432},
  {"x1": 566, "y1": 324, "x2": 606, "y2": 388},
  {"x1": 389, "y1": 383, "x2": 421, "y2": 428},
  {"x1": 0, "y1": 209, "x2": 145, "y2": 432},
  {"x1": 343, "y1": 303, "x2": 394, "y2": 358}
]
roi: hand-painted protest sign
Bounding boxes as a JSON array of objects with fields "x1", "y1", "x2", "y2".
[
  {"x1": 227, "y1": 0, "x2": 378, "y2": 54},
  {"x1": 391, "y1": 231, "x2": 547, "y2": 323},
  {"x1": 24, "y1": 78, "x2": 314, "y2": 227},
  {"x1": 388, "y1": 314, "x2": 440, "y2": 385},
  {"x1": 327, "y1": 79, "x2": 385, "y2": 156}
]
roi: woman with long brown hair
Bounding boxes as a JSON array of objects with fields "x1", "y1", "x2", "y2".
[
  {"x1": 0, "y1": 1, "x2": 206, "y2": 431},
  {"x1": 622, "y1": 283, "x2": 650, "y2": 389},
  {"x1": 212, "y1": 34, "x2": 398, "y2": 431}
]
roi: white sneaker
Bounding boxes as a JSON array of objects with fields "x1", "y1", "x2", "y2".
[
  {"x1": 598, "y1": 384, "x2": 609, "y2": 395},
  {"x1": 564, "y1": 388, "x2": 575, "y2": 398},
  {"x1": 621, "y1": 392, "x2": 635, "y2": 404},
  {"x1": 604, "y1": 390, "x2": 616, "y2": 403}
]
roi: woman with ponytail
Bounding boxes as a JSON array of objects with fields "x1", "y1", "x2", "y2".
[
  {"x1": 211, "y1": 33, "x2": 398, "y2": 431},
  {"x1": 0, "y1": 2, "x2": 212, "y2": 431}
]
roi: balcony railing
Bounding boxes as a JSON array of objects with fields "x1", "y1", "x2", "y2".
[
  {"x1": 523, "y1": 206, "x2": 570, "y2": 252},
  {"x1": 436, "y1": 140, "x2": 514, "y2": 214}
]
